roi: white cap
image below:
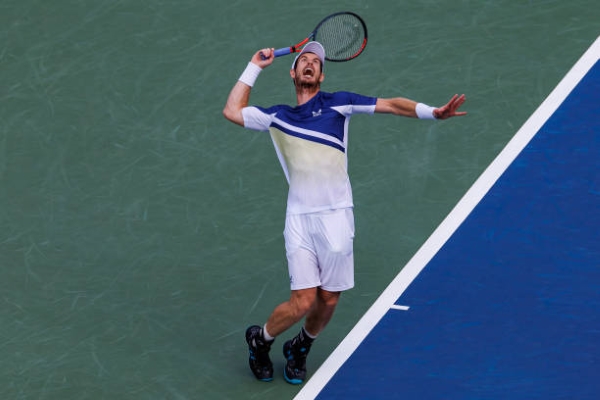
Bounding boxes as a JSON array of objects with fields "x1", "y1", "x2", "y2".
[{"x1": 291, "y1": 41, "x2": 326, "y2": 70}]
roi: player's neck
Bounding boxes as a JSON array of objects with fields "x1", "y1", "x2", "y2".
[{"x1": 296, "y1": 87, "x2": 320, "y2": 106}]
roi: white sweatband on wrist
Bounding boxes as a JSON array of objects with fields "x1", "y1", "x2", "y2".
[
  {"x1": 415, "y1": 103, "x2": 437, "y2": 120},
  {"x1": 238, "y1": 62, "x2": 262, "y2": 87}
]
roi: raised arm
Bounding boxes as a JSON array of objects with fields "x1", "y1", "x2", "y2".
[
  {"x1": 375, "y1": 94, "x2": 467, "y2": 120},
  {"x1": 223, "y1": 48, "x2": 275, "y2": 126}
]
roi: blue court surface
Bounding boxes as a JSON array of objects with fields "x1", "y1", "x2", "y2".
[{"x1": 296, "y1": 37, "x2": 600, "y2": 400}]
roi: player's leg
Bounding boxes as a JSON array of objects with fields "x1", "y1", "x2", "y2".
[
  {"x1": 283, "y1": 208, "x2": 355, "y2": 384},
  {"x1": 283, "y1": 288, "x2": 341, "y2": 384},
  {"x1": 305, "y1": 288, "x2": 341, "y2": 335},
  {"x1": 265, "y1": 288, "x2": 318, "y2": 336},
  {"x1": 247, "y1": 213, "x2": 321, "y2": 382},
  {"x1": 246, "y1": 288, "x2": 318, "y2": 382}
]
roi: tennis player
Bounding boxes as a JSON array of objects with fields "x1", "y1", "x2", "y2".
[{"x1": 223, "y1": 41, "x2": 466, "y2": 385}]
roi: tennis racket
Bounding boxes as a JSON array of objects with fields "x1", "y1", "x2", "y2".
[{"x1": 267, "y1": 12, "x2": 368, "y2": 62}]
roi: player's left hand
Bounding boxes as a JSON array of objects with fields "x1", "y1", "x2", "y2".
[{"x1": 434, "y1": 94, "x2": 467, "y2": 119}]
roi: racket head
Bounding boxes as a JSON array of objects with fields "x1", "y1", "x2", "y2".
[{"x1": 312, "y1": 11, "x2": 368, "y2": 62}]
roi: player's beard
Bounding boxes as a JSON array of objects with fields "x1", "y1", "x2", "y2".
[
  {"x1": 294, "y1": 67, "x2": 321, "y2": 91},
  {"x1": 295, "y1": 79, "x2": 320, "y2": 92}
]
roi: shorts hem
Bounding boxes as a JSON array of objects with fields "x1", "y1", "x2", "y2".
[
  {"x1": 290, "y1": 282, "x2": 321, "y2": 291},
  {"x1": 320, "y1": 284, "x2": 354, "y2": 292},
  {"x1": 290, "y1": 283, "x2": 354, "y2": 292}
]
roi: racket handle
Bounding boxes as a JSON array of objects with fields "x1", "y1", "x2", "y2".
[
  {"x1": 259, "y1": 47, "x2": 293, "y2": 60},
  {"x1": 274, "y1": 47, "x2": 292, "y2": 57}
]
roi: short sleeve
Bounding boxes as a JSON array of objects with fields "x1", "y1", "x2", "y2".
[
  {"x1": 330, "y1": 92, "x2": 377, "y2": 116},
  {"x1": 242, "y1": 106, "x2": 274, "y2": 131}
]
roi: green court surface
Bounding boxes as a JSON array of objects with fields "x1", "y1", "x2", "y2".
[{"x1": 1, "y1": 1, "x2": 597, "y2": 399}]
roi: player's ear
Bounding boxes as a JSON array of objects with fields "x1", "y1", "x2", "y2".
[
  {"x1": 290, "y1": 68, "x2": 296, "y2": 80},
  {"x1": 319, "y1": 72, "x2": 325, "y2": 83}
]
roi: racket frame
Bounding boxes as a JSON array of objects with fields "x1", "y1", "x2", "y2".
[{"x1": 273, "y1": 11, "x2": 368, "y2": 62}]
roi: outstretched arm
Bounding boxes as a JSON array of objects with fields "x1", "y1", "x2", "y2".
[
  {"x1": 223, "y1": 48, "x2": 275, "y2": 126},
  {"x1": 375, "y1": 94, "x2": 467, "y2": 120}
]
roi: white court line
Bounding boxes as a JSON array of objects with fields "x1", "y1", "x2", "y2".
[
  {"x1": 294, "y1": 35, "x2": 600, "y2": 400},
  {"x1": 390, "y1": 305, "x2": 410, "y2": 311}
]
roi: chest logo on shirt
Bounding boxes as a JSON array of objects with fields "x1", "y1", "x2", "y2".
[{"x1": 312, "y1": 109, "x2": 322, "y2": 117}]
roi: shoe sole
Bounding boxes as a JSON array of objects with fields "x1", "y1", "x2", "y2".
[{"x1": 283, "y1": 367, "x2": 303, "y2": 385}]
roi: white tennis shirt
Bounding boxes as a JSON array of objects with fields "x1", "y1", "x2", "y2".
[{"x1": 242, "y1": 91, "x2": 377, "y2": 215}]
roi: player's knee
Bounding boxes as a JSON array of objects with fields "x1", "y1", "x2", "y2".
[
  {"x1": 290, "y1": 290, "x2": 317, "y2": 317},
  {"x1": 318, "y1": 289, "x2": 341, "y2": 308}
]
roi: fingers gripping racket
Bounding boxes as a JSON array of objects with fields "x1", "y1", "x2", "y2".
[{"x1": 267, "y1": 12, "x2": 368, "y2": 62}]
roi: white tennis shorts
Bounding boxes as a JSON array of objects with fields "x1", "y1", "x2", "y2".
[{"x1": 284, "y1": 208, "x2": 355, "y2": 291}]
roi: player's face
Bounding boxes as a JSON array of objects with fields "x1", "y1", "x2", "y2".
[{"x1": 291, "y1": 53, "x2": 324, "y2": 88}]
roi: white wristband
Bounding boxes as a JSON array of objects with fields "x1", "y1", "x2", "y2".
[
  {"x1": 416, "y1": 103, "x2": 437, "y2": 120},
  {"x1": 238, "y1": 62, "x2": 262, "y2": 87}
]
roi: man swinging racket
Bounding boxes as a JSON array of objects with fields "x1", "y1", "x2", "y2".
[{"x1": 223, "y1": 41, "x2": 467, "y2": 385}]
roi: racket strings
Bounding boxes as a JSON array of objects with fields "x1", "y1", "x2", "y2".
[{"x1": 314, "y1": 14, "x2": 366, "y2": 61}]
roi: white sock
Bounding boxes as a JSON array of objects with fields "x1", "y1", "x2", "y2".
[{"x1": 262, "y1": 324, "x2": 275, "y2": 342}]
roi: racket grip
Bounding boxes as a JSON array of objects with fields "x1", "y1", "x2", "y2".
[
  {"x1": 274, "y1": 47, "x2": 292, "y2": 57},
  {"x1": 259, "y1": 47, "x2": 293, "y2": 60}
]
